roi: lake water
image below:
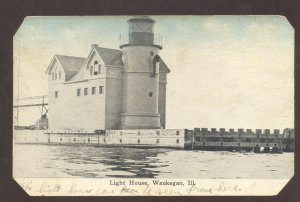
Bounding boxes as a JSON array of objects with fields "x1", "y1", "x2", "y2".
[{"x1": 13, "y1": 144, "x2": 294, "y2": 179}]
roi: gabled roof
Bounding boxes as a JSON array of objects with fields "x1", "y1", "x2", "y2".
[
  {"x1": 94, "y1": 47, "x2": 123, "y2": 66},
  {"x1": 159, "y1": 58, "x2": 170, "y2": 73},
  {"x1": 55, "y1": 55, "x2": 86, "y2": 75}
]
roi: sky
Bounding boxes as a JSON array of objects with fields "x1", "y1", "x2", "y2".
[{"x1": 13, "y1": 15, "x2": 294, "y2": 131}]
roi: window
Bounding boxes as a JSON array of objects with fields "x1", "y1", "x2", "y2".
[
  {"x1": 176, "y1": 131, "x2": 180, "y2": 136},
  {"x1": 55, "y1": 91, "x2": 58, "y2": 98},
  {"x1": 156, "y1": 139, "x2": 160, "y2": 143},
  {"x1": 152, "y1": 55, "x2": 160, "y2": 77},
  {"x1": 90, "y1": 66, "x2": 93, "y2": 76},
  {"x1": 137, "y1": 139, "x2": 140, "y2": 144},
  {"x1": 84, "y1": 88, "x2": 88, "y2": 96},
  {"x1": 99, "y1": 86, "x2": 104, "y2": 94},
  {"x1": 55, "y1": 73, "x2": 57, "y2": 80},
  {"x1": 92, "y1": 87, "x2": 96, "y2": 95},
  {"x1": 77, "y1": 89, "x2": 81, "y2": 96},
  {"x1": 59, "y1": 71, "x2": 61, "y2": 79},
  {"x1": 52, "y1": 72, "x2": 54, "y2": 80},
  {"x1": 98, "y1": 64, "x2": 102, "y2": 74},
  {"x1": 94, "y1": 61, "x2": 98, "y2": 75},
  {"x1": 176, "y1": 139, "x2": 180, "y2": 144}
]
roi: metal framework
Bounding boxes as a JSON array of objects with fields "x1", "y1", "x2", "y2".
[{"x1": 14, "y1": 95, "x2": 48, "y2": 126}]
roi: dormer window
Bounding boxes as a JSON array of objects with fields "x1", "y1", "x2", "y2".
[
  {"x1": 98, "y1": 64, "x2": 102, "y2": 74},
  {"x1": 90, "y1": 66, "x2": 93, "y2": 76},
  {"x1": 94, "y1": 61, "x2": 100, "y2": 75}
]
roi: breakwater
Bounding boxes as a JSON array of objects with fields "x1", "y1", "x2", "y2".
[
  {"x1": 14, "y1": 128, "x2": 294, "y2": 153},
  {"x1": 185, "y1": 128, "x2": 294, "y2": 152}
]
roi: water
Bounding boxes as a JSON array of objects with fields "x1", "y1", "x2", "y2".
[{"x1": 13, "y1": 144, "x2": 294, "y2": 179}]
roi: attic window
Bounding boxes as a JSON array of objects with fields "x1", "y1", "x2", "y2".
[
  {"x1": 98, "y1": 64, "x2": 102, "y2": 74},
  {"x1": 90, "y1": 66, "x2": 93, "y2": 76},
  {"x1": 94, "y1": 61, "x2": 100, "y2": 75}
]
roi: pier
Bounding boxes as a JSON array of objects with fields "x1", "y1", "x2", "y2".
[{"x1": 14, "y1": 128, "x2": 294, "y2": 153}]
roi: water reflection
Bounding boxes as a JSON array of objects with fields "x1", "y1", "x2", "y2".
[
  {"x1": 54, "y1": 146, "x2": 171, "y2": 178},
  {"x1": 13, "y1": 144, "x2": 294, "y2": 179}
]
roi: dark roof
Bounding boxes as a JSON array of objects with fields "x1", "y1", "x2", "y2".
[
  {"x1": 55, "y1": 55, "x2": 86, "y2": 74},
  {"x1": 94, "y1": 47, "x2": 123, "y2": 66}
]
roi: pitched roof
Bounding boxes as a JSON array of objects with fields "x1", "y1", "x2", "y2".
[
  {"x1": 159, "y1": 58, "x2": 170, "y2": 73},
  {"x1": 55, "y1": 55, "x2": 86, "y2": 74},
  {"x1": 94, "y1": 47, "x2": 123, "y2": 66}
]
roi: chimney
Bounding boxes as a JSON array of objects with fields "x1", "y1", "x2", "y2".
[{"x1": 91, "y1": 44, "x2": 99, "y2": 50}]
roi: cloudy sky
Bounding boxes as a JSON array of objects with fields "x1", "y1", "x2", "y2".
[{"x1": 14, "y1": 15, "x2": 294, "y2": 131}]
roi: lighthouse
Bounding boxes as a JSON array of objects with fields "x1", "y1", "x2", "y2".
[{"x1": 119, "y1": 16, "x2": 164, "y2": 129}]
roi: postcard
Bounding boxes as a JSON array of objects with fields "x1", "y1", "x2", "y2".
[{"x1": 13, "y1": 15, "x2": 294, "y2": 196}]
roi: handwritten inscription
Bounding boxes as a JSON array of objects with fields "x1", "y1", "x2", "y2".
[
  {"x1": 17, "y1": 179, "x2": 242, "y2": 196},
  {"x1": 36, "y1": 183, "x2": 61, "y2": 195}
]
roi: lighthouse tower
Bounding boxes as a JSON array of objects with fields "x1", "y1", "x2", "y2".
[{"x1": 119, "y1": 16, "x2": 163, "y2": 129}]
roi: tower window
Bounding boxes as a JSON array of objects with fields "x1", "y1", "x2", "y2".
[
  {"x1": 55, "y1": 91, "x2": 58, "y2": 98},
  {"x1": 77, "y1": 88, "x2": 81, "y2": 96},
  {"x1": 84, "y1": 88, "x2": 88, "y2": 95},
  {"x1": 152, "y1": 55, "x2": 160, "y2": 77},
  {"x1": 92, "y1": 87, "x2": 96, "y2": 95},
  {"x1": 99, "y1": 86, "x2": 104, "y2": 94}
]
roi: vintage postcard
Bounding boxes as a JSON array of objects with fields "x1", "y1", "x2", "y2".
[{"x1": 13, "y1": 15, "x2": 294, "y2": 196}]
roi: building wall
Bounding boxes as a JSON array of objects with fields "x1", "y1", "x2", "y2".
[
  {"x1": 105, "y1": 66, "x2": 123, "y2": 129},
  {"x1": 14, "y1": 129, "x2": 186, "y2": 149},
  {"x1": 159, "y1": 73, "x2": 167, "y2": 128},
  {"x1": 48, "y1": 78, "x2": 106, "y2": 130}
]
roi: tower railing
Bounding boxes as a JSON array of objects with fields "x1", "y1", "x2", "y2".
[{"x1": 119, "y1": 33, "x2": 163, "y2": 47}]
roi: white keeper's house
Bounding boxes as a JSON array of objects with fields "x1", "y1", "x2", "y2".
[{"x1": 46, "y1": 16, "x2": 170, "y2": 130}]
